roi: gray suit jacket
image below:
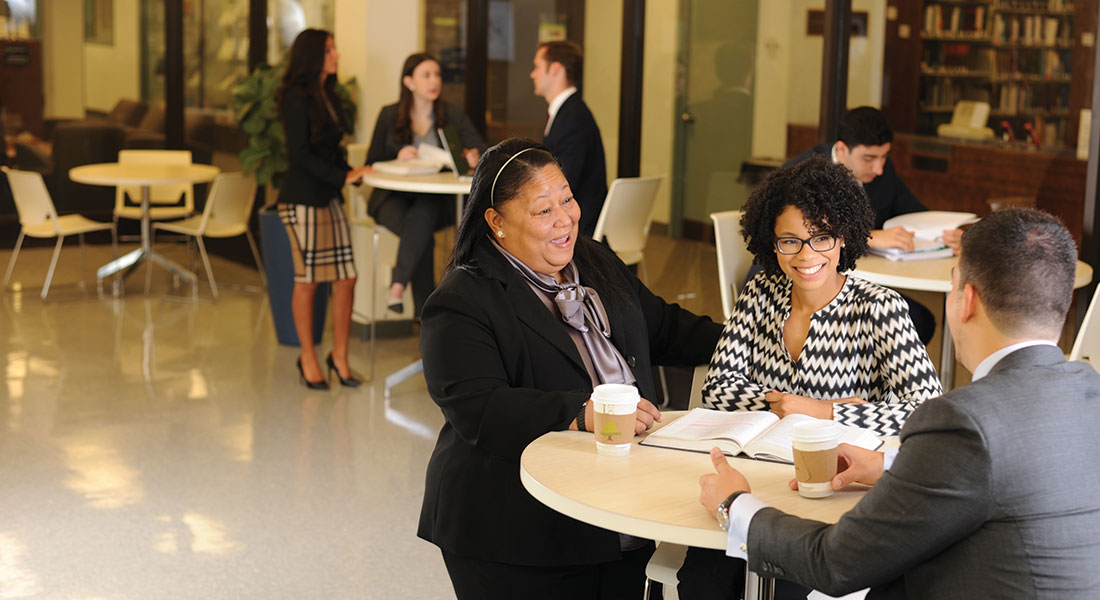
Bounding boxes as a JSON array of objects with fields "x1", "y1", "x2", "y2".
[{"x1": 748, "y1": 345, "x2": 1100, "y2": 599}]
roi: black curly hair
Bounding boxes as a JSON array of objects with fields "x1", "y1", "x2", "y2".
[{"x1": 740, "y1": 154, "x2": 874, "y2": 277}]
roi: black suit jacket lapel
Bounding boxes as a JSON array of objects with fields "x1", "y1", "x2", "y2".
[{"x1": 476, "y1": 245, "x2": 589, "y2": 378}]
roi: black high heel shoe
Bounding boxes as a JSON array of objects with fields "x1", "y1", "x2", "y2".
[
  {"x1": 326, "y1": 353, "x2": 363, "y2": 388},
  {"x1": 297, "y1": 358, "x2": 329, "y2": 390}
]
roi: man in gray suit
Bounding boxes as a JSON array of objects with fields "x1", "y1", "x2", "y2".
[{"x1": 698, "y1": 207, "x2": 1100, "y2": 598}]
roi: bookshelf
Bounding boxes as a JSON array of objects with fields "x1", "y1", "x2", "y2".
[{"x1": 917, "y1": 0, "x2": 1081, "y2": 148}]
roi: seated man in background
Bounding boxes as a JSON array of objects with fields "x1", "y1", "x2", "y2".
[
  {"x1": 785, "y1": 106, "x2": 959, "y2": 345},
  {"x1": 699, "y1": 207, "x2": 1100, "y2": 599}
]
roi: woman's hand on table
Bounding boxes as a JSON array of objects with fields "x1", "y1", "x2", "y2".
[
  {"x1": 570, "y1": 396, "x2": 662, "y2": 434},
  {"x1": 397, "y1": 145, "x2": 419, "y2": 161},
  {"x1": 766, "y1": 392, "x2": 866, "y2": 420},
  {"x1": 345, "y1": 165, "x2": 372, "y2": 184},
  {"x1": 699, "y1": 447, "x2": 751, "y2": 515},
  {"x1": 787, "y1": 443, "x2": 885, "y2": 491}
]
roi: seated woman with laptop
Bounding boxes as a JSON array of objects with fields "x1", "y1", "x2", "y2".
[
  {"x1": 365, "y1": 52, "x2": 486, "y2": 316},
  {"x1": 678, "y1": 154, "x2": 943, "y2": 600}
]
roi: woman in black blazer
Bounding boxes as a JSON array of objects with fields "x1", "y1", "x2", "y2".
[
  {"x1": 365, "y1": 53, "x2": 486, "y2": 316},
  {"x1": 417, "y1": 138, "x2": 723, "y2": 599},
  {"x1": 276, "y1": 29, "x2": 370, "y2": 389}
]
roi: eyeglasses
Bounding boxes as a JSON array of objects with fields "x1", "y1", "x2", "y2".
[{"x1": 774, "y1": 233, "x2": 837, "y2": 255}]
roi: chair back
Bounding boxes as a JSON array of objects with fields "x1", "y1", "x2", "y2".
[
  {"x1": 710, "y1": 210, "x2": 754, "y2": 319},
  {"x1": 1070, "y1": 283, "x2": 1100, "y2": 369},
  {"x1": 591, "y1": 176, "x2": 663, "y2": 260},
  {"x1": 344, "y1": 143, "x2": 370, "y2": 209},
  {"x1": 116, "y1": 149, "x2": 194, "y2": 208},
  {"x1": 202, "y1": 172, "x2": 258, "y2": 234},
  {"x1": 3, "y1": 167, "x2": 61, "y2": 234},
  {"x1": 688, "y1": 364, "x2": 709, "y2": 409},
  {"x1": 346, "y1": 143, "x2": 368, "y2": 168}
]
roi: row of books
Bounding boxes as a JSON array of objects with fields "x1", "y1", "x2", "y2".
[
  {"x1": 993, "y1": 14, "x2": 1071, "y2": 46},
  {"x1": 996, "y1": 81, "x2": 1070, "y2": 114},
  {"x1": 994, "y1": 47, "x2": 1068, "y2": 77},
  {"x1": 924, "y1": 5, "x2": 988, "y2": 36}
]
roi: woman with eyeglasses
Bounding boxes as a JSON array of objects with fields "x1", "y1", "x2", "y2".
[
  {"x1": 702, "y1": 154, "x2": 941, "y2": 437},
  {"x1": 679, "y1": 154, "x2": 943, "y2": 600}
]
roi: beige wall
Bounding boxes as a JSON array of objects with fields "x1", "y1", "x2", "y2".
[
  {"x1": 41, "y1": 0, "x2": 84, "y2": 119},
  {"x1": 335, "y1": 0, "x2": 424, "y2": 144},
  {"x1": 82, "y1": 0, "x2": 140, "y2": 112},
  {"x1": 583, "y1": 0, "x2": 623, "y2": 190}
]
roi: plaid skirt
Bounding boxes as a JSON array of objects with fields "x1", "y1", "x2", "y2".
[{"x1": 278, "y1": 199, "x2": 357, "y2": 283}]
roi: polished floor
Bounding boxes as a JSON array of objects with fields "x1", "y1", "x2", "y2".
[{"x1": 0, "y1": 233, "x2": 725, "y2": 600}]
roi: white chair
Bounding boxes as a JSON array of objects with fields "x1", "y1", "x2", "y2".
[
  {"x1": 114, "y1": 149, "x2": 195, "y2": 225},
  {"x1": 1069, "y1": 283, "x2": 1100, "y2": 368},
  {"x1": 642, "y1": 363, "x2": 710, "y2": 598},
  {"x1": 151, "y1": 172, "x2": 265, "y2": 299},
  {"x1": 710, "y1": 210, "x2": 755, "y2": 319},
  {"x1": 2, "y1": 167, "x2": 117, "y2": 300},
  {"x1": 591, "y1": 176, "x2": 663, "y2": 282}
]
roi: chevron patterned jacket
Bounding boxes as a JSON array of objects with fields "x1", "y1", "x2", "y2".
[{"x1": 702, "y1": 272, "x2": 943, "y2": 436}]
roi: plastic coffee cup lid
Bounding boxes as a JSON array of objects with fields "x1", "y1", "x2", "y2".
[
  {"x1": 790, "y1": 420, "x2": 840, "y2": 443},
  {"x1": 591, "y1": 383, "x2": 640, "y2": 405}
]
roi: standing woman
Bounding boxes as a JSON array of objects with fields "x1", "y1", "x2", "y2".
[
  {"x1": 366, "y1": 52, "x2": 486, "y2": 316},
  {"x1": 276, "y1": 29, "x2": 370, "y2": 389}
]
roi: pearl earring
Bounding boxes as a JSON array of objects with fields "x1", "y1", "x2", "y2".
[{"x1": 497, "y1": 231, "x2": 504, "y2": 237}]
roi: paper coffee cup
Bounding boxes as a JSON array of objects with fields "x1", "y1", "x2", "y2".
[
  {"x1": 790, "y1": 420, "x2": 840, "y2": 498},
  {"x1": 591, "y1": 384, "x2": 640, "y2": 456}
]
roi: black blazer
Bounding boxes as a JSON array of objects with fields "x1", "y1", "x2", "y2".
[
  {"x1": 786, "y1": 144, "x2": 926, "y2": 229},
  {"x1": 364, "y1": 100, "x2": 486, "y2": 217},
  {"x1": 417, "y1": 239, "x2": 721, "y2": 566},
  {"x1": 276, "y1": 86, "x2": 350, "y2": 207},
  {"x1": 544, "y1": 93, "x2": 608, "y2": 237}
]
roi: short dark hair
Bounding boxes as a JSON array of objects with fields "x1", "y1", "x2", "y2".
[
  {"x1": 958, "y1": 208, "x2": 1077, "y2": 337},
  {"x1": 539, "y1": 41, "x2": 583, "y2": 88},
  {"x1": 837, "y1": 106, "x2": 893, "y2": 149},
  {"x1": 451, "y1": 138, "x2": 559, "y2": 270},
  {"x1": 740, "y1": 154, "x2": 874, "y2": 277}
]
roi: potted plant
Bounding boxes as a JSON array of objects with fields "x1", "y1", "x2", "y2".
[{"x1": 232, "y1": 64, "x2": 358, "y2": 346}]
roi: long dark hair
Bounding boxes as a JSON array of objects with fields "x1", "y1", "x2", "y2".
[
  {"x1": 394, "y1": 53, "x2": 447, "y2": 146},
  {"x1": 450, "y1": 138, "x2": 625, "y2": 301},
  {"x1": 276, "y1": 28, "x2": 344, "y2": 132}
]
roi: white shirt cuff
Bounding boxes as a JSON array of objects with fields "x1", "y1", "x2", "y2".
[
  {"x1": 725, "y1": 493, "x2": 769, "y2": 560},
  {"x1": 882, "y1": 448, "x2": 899, "y2": 471}
]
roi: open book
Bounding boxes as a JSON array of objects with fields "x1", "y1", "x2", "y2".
[
  {"x1": 639, "y1": 408, "x2": 883, "y2": 464},
  {"x1": 371, "y1": 144, "x2": 453, "y2": 176},
  {"x1": 867, "y1": 211, "x2": 977, "y2": 262}
]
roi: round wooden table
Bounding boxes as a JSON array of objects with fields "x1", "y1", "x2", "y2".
[{"x1": 69, "y1": 163, "x2": 220, "y2": 292}]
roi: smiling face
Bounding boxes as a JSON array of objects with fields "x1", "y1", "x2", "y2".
[
  {"x1": 403, "y1": 59, "x2": 442, "y2": 103},
  {"x1": 773, "y1": 205, "x2": 845, "y2": 296},
  {"x1": 321, "y1": 36, "x2": 338, "y2": 77},
  {"x1": 485, "y1": 164, "x2": 579, "y2": 280}
]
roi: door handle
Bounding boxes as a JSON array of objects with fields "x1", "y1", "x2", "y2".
[{"x1": 681, "y1": 112, "x2": 695, "y2": 123}]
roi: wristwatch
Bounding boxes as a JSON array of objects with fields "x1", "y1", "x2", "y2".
[{"x1": 716, "y1": 491, "x2": 746, "y2": 532}]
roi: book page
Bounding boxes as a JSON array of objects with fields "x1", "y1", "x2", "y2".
[
  {"x1": 643, "y1": 409, "x2": 778, "y2": 453},
  {"x1": 743, "y1": 414, "x2": 884, "y2": 463}
]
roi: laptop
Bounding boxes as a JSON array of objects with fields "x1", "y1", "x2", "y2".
[{"x1": 437, "y1": 125, "x2": 474, "y2": 181}]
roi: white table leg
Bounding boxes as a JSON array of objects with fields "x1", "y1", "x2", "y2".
[
  {"x1": 745, "y1": 570, "x2": 775, "y2": 600},
  {"x1": 385, "y1": 359, "x2": 424, "y2": 398}
]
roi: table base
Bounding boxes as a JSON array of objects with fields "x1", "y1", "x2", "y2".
[
  {"x1": 384, "y1": 358, "x2": 423, "y2": 398},
  {"x1": 97, "y1": 247, "x2": 197, "y2": 289}
]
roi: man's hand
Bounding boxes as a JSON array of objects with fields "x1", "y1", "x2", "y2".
[
  {"x1": 869, "y1": 226, "x2": 915, "y2": 251},
  {"x1": 700, "y1": 447, "x2": 751, "y2": 516},
  {"x1": 787, "y1": 443, "x2": 885, "y2": 491},
  {"x1": 941, "y1": 227, "x2": 963, "y2": 255}
]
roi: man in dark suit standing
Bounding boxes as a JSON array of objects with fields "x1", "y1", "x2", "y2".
[
  {"x1": 530, "y1": 40, "x2": 607, "y2": 237},
  {"x1": 697, "y1": 207, "x2": 1100, "y2": 599},
  {"x1": 785, "y1": 107, "x2": 958, "y2": 344}
]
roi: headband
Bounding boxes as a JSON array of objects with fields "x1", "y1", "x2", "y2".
[{"x1": 490, "y1": 147, "x2": 539, "y2": 206}]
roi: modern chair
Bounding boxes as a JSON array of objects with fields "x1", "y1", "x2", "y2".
[
  {"x1": 114, "y1": 149, "x2": 195, "y2": 227},
  {"x1": 641, "y1": 363, "x2": 710, "y2": 599},
  {"x1": 150, "y1": 172, "x2": 265, "y2": 299},
  {"x1": 1069, "y1": 283, "x2": 1100, "y2": 369},
  {"x1": 710, "y1": 210, "x2": 755, "y2": 319},
  {"x1": 591, "y1": 176, "x2": 663, "y2": 282},
  {"x1": 2, "y1": 166, "x2": 117, "y2": 300}
]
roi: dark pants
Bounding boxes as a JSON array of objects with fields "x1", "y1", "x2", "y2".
[
  {"x1": 442, "y1": 542, "x2": 656, "y2": 600},
  {"x1": 677, "y1": 547, "x2": 811, "y2": 600},
  {"x1": 374, "y1": 191, "x2": 454, "y2": 315}
]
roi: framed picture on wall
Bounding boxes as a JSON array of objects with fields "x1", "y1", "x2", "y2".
[{"x1": 84, "y1": 0, "x2": 113, "y2": 45}]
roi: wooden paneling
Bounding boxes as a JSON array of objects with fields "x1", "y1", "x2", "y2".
[
  {"x1": 0, "y1": 40, "x2": 44, "y2": 137},
  {"x1": 881, "y1": 1, "x2": 922, "y2": 134}
]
